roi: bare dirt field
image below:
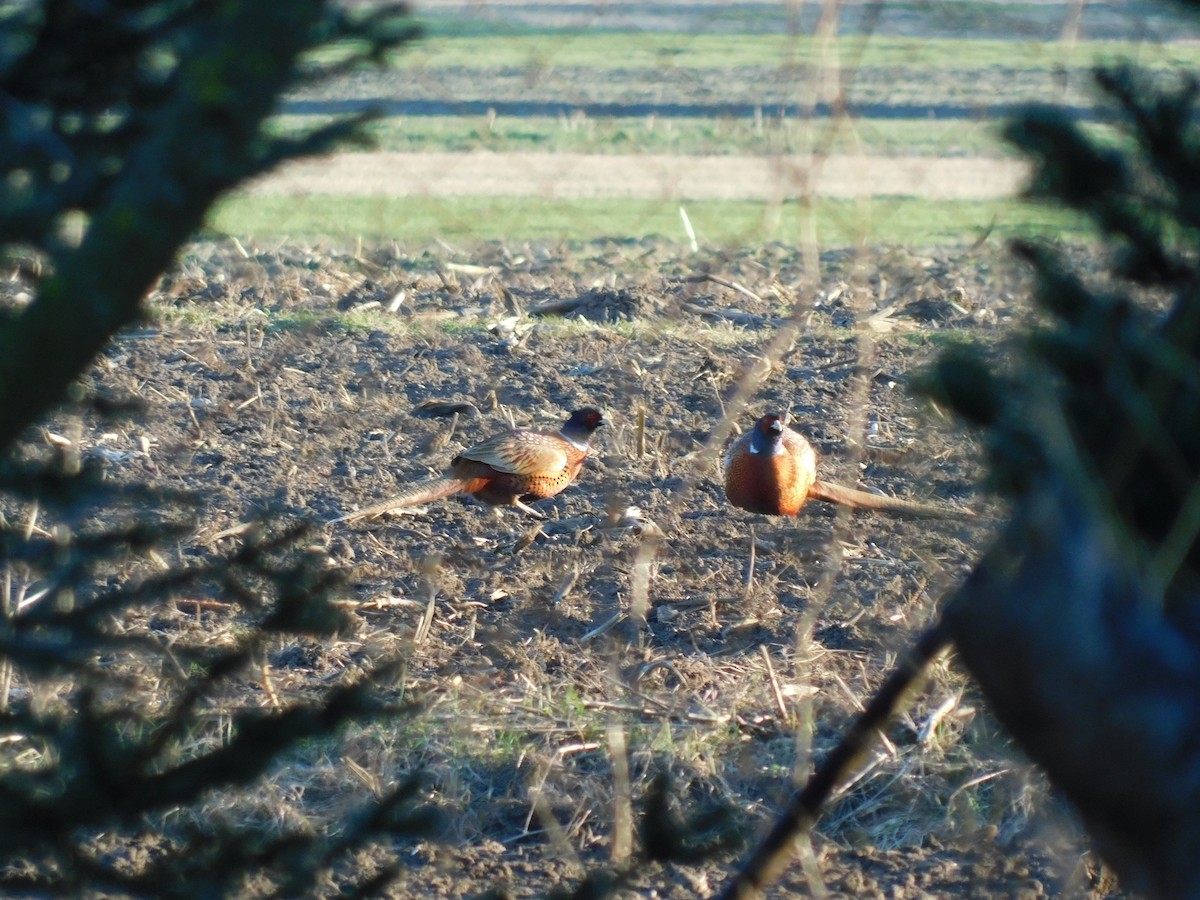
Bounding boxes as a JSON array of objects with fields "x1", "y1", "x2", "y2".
[
  {"x1": 46, "y1": 236, "x2": 1126, "y2": 897},
  {"x1": 26, "y1": 2, "x2": 1170, "y2": 894}
]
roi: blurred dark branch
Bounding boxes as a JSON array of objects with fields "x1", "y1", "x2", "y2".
[
  {"x1": 0, "y1": 1, "x2": 416, "y2": 452},
  {"x1": 945, "y1": 476, "x2": 1200, "y2": 898},
  {"x1": 918, "y1": 55, "x2": 1200, "y2": 898},
  {"x1": 727, "y1": 52, "x2": 1200, "y2": 899},
  {"x1": 0, "y1": 2, "x2": 431, "y2": 894},
  {"x1": 0, "y1": 661, "x2": 413, "y2": 858}
]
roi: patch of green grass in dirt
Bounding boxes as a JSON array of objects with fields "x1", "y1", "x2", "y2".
[
  {"x1": 208, "y1": 194, "x2": 1090, "y2": 249},
  {"x1": 259, "y1": 309, "x2": 406, "y2": 339},
  {"x1": 898, "y1": 330, "x2": 996, "y2": 353},
  {"x1": 152, "y1": 300, "x2": 431, "y2": 340},
  {"x1": 435, "y1": 320, "x2": 490, "y2": 337}
]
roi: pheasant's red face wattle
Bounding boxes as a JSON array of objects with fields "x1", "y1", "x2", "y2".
[
  {"x1": 564, "y1": 407, "x2": 606, "y2": 437},
  {"x1": 758, "y1": 414, "x2": 784, "y2": 437}
]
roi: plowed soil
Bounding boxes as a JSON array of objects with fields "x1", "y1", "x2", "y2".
[
  {"x1": 17, "y1": 0, "x2": 1161, "y2": 890},
  {"x1": 49, "y1": 237, "x2": 1125, "y2": 897}
]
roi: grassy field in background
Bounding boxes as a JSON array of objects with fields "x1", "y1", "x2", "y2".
[
  {"x1": 269, "y1": 114, "x2": 1022, "y2": 158},
  {"x1": 268, "y1": 29, "x2": 1153, "y2": 247},
  {"x1": 269, "y1": 113, "x2": 1133, "y2": 158},
  {"x1": 208, "y1": 193, "x2": 1086, "y2": 249},
  {"x1": 388, "y1": 33, "x2": 1200, "y2": 71}
]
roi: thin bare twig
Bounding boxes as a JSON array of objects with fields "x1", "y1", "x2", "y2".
[
  {"x1": 759, "y1": 646, "x2": 790, "y2": 724},
  {"x1": 718, "y1": 620, "x2": 953, "y2": 900},
  {"x1": 608, "y1": 724, "x2": 633, "y2": 862},
  {"x1": 260, "y1": 655, "x2": 282, "y2": 710}
]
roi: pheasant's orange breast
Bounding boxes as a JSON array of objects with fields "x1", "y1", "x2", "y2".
[{"x1": 723, "y1": 429, "x2": 818, "y2": 516}]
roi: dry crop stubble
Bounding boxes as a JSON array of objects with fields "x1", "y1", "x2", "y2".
[
  {"x1": 0, "y1": 0, "x2": 1172, "y2": 891},
  {"x1": 3, "y1": 234, "x2": 1117, "y2": 896}
]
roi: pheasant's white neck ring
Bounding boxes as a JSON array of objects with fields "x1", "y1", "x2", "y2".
[{"x1": 559, "y1": 432, "x2": 591, "y2": 452}]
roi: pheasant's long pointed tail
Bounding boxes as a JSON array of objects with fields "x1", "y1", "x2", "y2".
[
  {"x1": 328, "y1": 476, "x2": 468, "y2": 524},
  {"x1": 808, "y1": 480, "x2": 973, "y2": 519}
]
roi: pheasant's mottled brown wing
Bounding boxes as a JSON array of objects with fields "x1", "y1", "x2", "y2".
[{"x1": 460, "y1": 429, "x2": 569, "y2": 477}]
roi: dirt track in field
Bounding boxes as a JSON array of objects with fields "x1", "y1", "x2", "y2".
[{"x1": 247, "y1": 151, "x2": 1029, "y2": 200}]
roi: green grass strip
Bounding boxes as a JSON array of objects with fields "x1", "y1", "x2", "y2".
[
  {"x1": 268, "y1": 114, "x2": 1026, "y2": 158},
  {"x1": 207, "y1": 194, "x2": 1088, "y2": 249},
  {"x1": 389, "y1": 33, "x2": 1200, "y2": 71}
]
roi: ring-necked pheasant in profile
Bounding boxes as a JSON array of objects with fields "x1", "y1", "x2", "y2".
[
  {"x1": 332, "y1": 407, "x2": 605, "y2": 523},
  {"x1": 723, "y1": 413, "x2": 966, "y2": 518}
]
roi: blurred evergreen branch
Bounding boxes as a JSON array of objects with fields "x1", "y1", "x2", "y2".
[
  {"x1": 0, "y1": 1, "x2": 433, "y2": 895},
  {"x1": 926, "y1": 64, "x2": 1200, "y2": 600},
  {"x1": 0, "y1": 0, "x2": 418, "y2": 449},
  {"x1": 920, "y1": 62, "x2": 1200, "y2": 895},
  {"x1": 728, "y1": 59, "x2": 1200, "y2": 900}
]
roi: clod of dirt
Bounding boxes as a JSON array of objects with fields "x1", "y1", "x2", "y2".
[
  {"x1": 529, "y1": 286, "x2": 662, "y2": 323},
  {"x1": 900, "y1": 288, "x2": 974, "y2": 325},
  {"x1": 578, "y1": 286, "x2": 662, "y2": 322}
]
